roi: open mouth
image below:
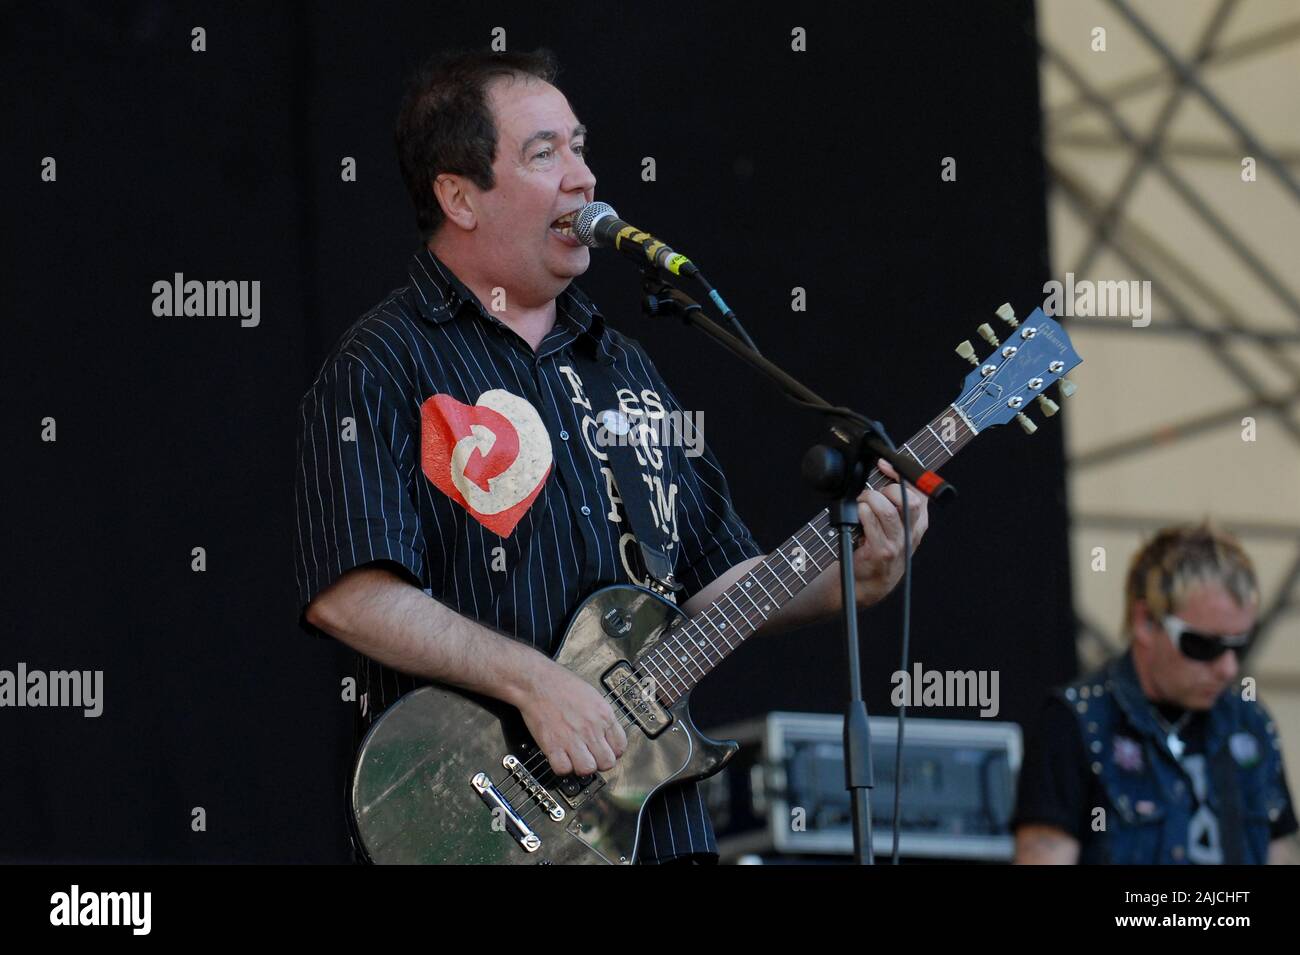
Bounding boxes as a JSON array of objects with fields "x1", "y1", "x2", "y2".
[{"x1": 549, "y1": 210, "x2": 579, "y2": 238}]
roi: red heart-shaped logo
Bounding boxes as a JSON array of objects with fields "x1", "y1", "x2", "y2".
[{"x1": 421, "y1": 389, "x2": 553, "y2": 537}]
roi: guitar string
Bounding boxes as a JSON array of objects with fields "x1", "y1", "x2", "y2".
[
  {"x1": 493, "y1": 364, "x2": 1047, "y2": 823},
  {"x1": 628, "y1": 408, "x2": 975, "y2": 695},
  {"x1": 634, "y1": 366, "x2": 1051, "y2": 702},
  {"x1": 493, "y1": 422, "x2": 961, "y2": 820},
  {"x1": 495, "y1": 391, "x2": 1001, "y2": 821},
  {"x1": 493, "y1": 405, "x2": 980, "y2": 818},
  {"x1": 493, "y1": 485, "x2": 859, "y2": 821},
  {"x1": 494, "y1": 436, "x2": 924, "y2": 810},
  {"x1": 627, "y1": 370, "x2": 1045, "y2": 699},
  {"x1": 499, "y1": 407, "x2": 1003, "y2": 831},
  {"x1": 628, "y1": 339, "x2": 1056, "y2": 695},
  {"x1": 501, "y1": 517, "x2": 850, "y2": 827}
]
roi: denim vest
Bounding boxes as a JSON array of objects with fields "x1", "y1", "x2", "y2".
[{"x1": 1060, "y1": 650, "x2": 1286, "y2": 865}]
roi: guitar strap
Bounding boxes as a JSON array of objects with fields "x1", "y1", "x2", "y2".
[{"x1": 571, "y1": 336, "x2": 683, "y2": 598}]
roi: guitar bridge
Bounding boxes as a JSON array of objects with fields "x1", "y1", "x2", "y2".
[
  {"x1": 503, "y1": 755, "x2": 565, "y2": 822},
  {"x1": 471, "y1": 772, "x2": 541, "y2": 853}
]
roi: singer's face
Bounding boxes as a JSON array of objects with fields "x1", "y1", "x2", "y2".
[{"x1": 480, "y1": 77, "x2": 596, "y2": 302}]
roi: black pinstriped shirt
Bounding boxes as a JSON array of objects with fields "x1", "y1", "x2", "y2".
[{"x1": 293, "y1": 246, "x2": 762, "y2": 864}]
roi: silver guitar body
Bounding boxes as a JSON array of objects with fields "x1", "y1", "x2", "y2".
[{"x1": 349, "y1": 584, "x2": 737, "y2": 864}]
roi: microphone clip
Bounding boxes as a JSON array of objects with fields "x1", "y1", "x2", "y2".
[{"x1": 639, "y1": 267, "x2": 703, "y2": 325}]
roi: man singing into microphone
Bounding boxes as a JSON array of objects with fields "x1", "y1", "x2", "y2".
[{"x1": 293, "y1": 48, "x2": 929, "y2": 864}]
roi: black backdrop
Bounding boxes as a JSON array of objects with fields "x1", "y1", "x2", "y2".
[{"x1": 4, "y1": 1, "x2": 1076, "y2": 862}]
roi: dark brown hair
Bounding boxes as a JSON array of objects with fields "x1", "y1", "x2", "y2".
[{"x1": 395, "y1": 48, "x2": 560, "y2": 241}]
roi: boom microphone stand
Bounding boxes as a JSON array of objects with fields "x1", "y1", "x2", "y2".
[{"x1": 638, "y1": 267, "x2": 955, "y2": 865}]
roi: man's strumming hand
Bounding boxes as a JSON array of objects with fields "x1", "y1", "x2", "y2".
[{"x1": 516, "y1": 656, "x2": 628, "y2": 778}]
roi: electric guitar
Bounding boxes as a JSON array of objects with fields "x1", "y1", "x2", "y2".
[{"x1": 349, "y1": 304, "x2": 1081, "y2": 864}]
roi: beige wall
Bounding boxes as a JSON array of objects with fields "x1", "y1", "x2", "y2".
[{"x1": 1037, "y1": 0, "x2": 1300, "y2": 814}]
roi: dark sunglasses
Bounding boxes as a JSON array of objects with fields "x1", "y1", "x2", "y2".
[{"x1": 1162, "y1": 614, "x2": 1252, "y2": 662}]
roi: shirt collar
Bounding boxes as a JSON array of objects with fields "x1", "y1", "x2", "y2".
[
  {"x1": 407, "y1": 246, "x2": 606, "y2": 347},
  {"x1": 1110, "y1": 650, "x2": 1163, "y2": 741},
  {"x1": 1110, "y1": 648, "x2": 1232, "y2": 754}
]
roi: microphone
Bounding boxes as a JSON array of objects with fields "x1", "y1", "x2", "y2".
[
  {"x1": 574, "y1": 202, "x2": 755, "y2": 351},
  {"x1": 573, "y1": 202, "x2": 696, "y2": 277}
]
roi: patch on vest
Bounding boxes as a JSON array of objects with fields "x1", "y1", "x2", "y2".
[
  {"x1": 1229, "y1": 731, "x2": 1260, "y2": 768},
  {"x1": 1113, "y1": 735, "x2": 1144, "y2": 773}
]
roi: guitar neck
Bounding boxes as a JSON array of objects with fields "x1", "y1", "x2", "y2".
[{"x1": 642, "y1": 405, "x2": 979, "y2": 705}]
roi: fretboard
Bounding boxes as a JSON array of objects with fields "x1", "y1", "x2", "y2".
[{"x1": 640, "y1": 404, "x2": 978, "y2": 705}]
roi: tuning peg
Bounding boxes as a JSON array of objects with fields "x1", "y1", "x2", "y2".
[
  {"x1": 1016, "y1": 413, "x2": 1038, "y2": 434},
  {"x1": 1059, "y1": 376, "x2": 1077, "y2": 398},
  {"x1": 956, "y1": 340, "x2": 979, "y2": 366},
  {"x1": 996, "y1": 303, "x2": 1019, "y2": 327},
  {"x1": 977, "y1": 323, "x2": 1000, "y2": 346},
  {"x1": 1037, "y1": 395, "x2": 1060, "y2": 417}
]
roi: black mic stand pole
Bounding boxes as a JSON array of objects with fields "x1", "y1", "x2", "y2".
[{"x1": 639, "y1": 269, "x2": 955, "y2": 865}]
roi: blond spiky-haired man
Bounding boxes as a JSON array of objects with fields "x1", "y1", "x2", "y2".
[{"x1": 1014, "y1": 523, "x2": 1297, "y2": 865}]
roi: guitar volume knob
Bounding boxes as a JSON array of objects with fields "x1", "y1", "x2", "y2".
[{"x1": 601, "y1": 608, "x2": 633, "y2": 637}]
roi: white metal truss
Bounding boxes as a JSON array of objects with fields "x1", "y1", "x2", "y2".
[{"x1": 1036, "y1": 1, "x2": 1300, "y2": 694}]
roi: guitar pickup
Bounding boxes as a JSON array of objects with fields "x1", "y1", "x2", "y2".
[{"x1": 602, "y1": 661, "x2": 672, "y2": 738}]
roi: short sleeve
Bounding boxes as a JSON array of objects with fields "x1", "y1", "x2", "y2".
[
  {"x1": 1012, "y1": 694, "x2": 1090, "y2": 839},
  {"x1": 626, "y1": 344, "x2": 764, "y2": 602},
  {"x1": 294, "y1": 358, "x2": 427, "y2": 634}
]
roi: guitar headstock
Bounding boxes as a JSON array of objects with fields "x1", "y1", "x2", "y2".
[{"x1": 952, "y1": 304, "x2": 1082, "y2": 434}]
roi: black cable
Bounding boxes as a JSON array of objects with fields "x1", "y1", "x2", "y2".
[
  {"x1": 891, "y1": 479, "x2": 913, "y2": 864},
  {"x1": 649, "y1": 275, "x2": 919, "y2": 864}
]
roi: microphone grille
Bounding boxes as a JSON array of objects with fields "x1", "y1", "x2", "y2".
[{"x1": 574, "y1": 201, "x2": 617, "y2": 247}]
